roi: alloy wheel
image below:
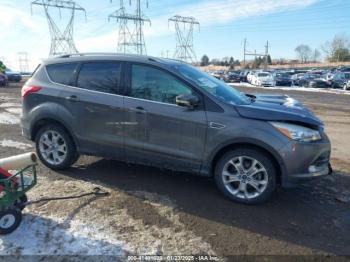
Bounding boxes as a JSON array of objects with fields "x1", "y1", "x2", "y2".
[
  {"x1": 222, "y1": 156, "x2": 268, "y2": 199},
  {"x1": 39, "y1": 130, "x2": 67, "y2": 165}
]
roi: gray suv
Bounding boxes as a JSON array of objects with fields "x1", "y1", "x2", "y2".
[{"x1": 21, "y1": 54, "x2": 332, "y2": 204}]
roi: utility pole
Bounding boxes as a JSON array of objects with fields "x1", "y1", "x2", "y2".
[
  {"x1": 31, "y1": 0, "x2": 86, "y2": 56},
  {"x1": 168, "y1": 15, "x2": 200, "y2": 63},
  {"x1": 243, "y1": 38, "x2": 270, "y2": 69},
  {"x1": 18, "y1": 52, "x2": 30, "y2": 73},
  {"x1": 109, "y1": 0, "x2": 151, "y2": 55},
  {"x1": 264, "y1": 41, "x2": 269, "y2": 69},
  {"x1": 243, "y1": 38, "x2": 247, "y2": 65}
]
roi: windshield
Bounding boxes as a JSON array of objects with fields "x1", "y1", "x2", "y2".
[
  {"x1": 171, "y1": 64, "x2": 250, "y2": 105},
  {"x1": 345, "y1": 73, "x2": 350, "y2": 79}
]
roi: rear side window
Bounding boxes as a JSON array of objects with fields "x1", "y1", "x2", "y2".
[
  {"x1": 77, "y1": 62, "x2": 121, "y2": 94},
  {"x1": 46, "y1": 63, "x2": 78, "y2": 85}
]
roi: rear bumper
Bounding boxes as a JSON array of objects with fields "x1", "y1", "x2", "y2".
[{"x1": 21, "y1": 117, "x2": 32, "y2": 140}]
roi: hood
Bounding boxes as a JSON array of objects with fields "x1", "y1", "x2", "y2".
[{"x1": 236, "y1": 94, "x2": 323, "y2": 127}]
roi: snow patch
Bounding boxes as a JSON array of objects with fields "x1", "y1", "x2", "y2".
[
  {"x1": 5, "y1": 107, "x2": 22, "y2": 115},
  {"x1": 230, "y1": 83, "x2": 350, "y2": 95},
  {"x1": 0, "y1": 139, "x2": 32, "y2": 150},
  {"x1": 0, "y1": 214, "x2": 125, "y2": 256},
  {"x1": 0, "y1": 112, "x2": 20, "y2": 125},
  {"x1": 0, "y1": 102, "x2": 21, "y2": 108}
]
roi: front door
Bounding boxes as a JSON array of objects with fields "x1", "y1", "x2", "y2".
[{"x1": 124, "y1": 64, "x2": 207, "y2": 172}]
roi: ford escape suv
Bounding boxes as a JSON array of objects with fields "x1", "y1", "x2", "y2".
[{"x1": 21, "y1": 54, "x2": 332, "y2": 204}]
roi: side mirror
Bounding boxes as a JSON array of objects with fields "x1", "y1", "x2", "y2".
[{"x1": 176, "y1": 94, "x2": 199, "y2": 108}]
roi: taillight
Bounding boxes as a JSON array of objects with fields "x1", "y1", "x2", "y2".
[{"x1": 21, "y1": 85, "x2": 42, "y2": 98}]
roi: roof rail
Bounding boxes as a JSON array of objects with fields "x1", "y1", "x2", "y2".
[{"x1": 56, "y1": 52, "x2": 151, "y2": 58}]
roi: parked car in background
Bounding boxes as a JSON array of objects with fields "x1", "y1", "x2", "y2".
[
  {"x1": 297, "y1": 74, "x2": 317, "y2": 87},
  {"x1": 0, "y1": 73, "x2": 8, "y2": 87},
  {"x1": 247, "y1": 71, "x2": 256, "y2": 84},
  {"x1": 5, "y1": 69, "x2": 22, "y2": 82},
  {"x1": 21, "y1": 53, "x2": 332, "y2": 204},
  {"x1": 308, "y1": 79, "x2": 331, "y2": 88},
  {"x1": 291, "y1": 73, "x2": 305, "y2": 86},
  {"x1": 272, "y1": 72, "x2": 292, "y2": 86},
  {"x1": 331, "y1": 72, "x2": 350, "y2": 89},
  {"x1": 343, "y1": 80, "x2": 350, "y2": 90},
  {"x1": 211, "y1": 70, "x2": 225, "y2": 80},
  {"x1": 251, "y1": 72, "x2": 275, "y2": 87},
  {"x1": 239, "y1": 71, "x2": 249, "y2": 82},
  {"x1": 223, "y1": 71, "x2": 241, "y2": 83}
]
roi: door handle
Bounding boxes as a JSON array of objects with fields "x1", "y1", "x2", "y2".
[{"x1": 65, "y1": 95, "x2": 80, "y2": 102}]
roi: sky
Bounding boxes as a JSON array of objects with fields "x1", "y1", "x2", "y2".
[{"x1": 0, "y1": 0, "x2": 349, "y2": 71}]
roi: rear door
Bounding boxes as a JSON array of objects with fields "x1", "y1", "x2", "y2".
[
  {"x1": 123, "y1": 63, "x2": 207, "y2": 172},
  {"x1": 58, "y1": 61, "x2": 125, "y2": 158}
]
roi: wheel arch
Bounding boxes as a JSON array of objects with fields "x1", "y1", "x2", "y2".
[
  {"x1": 209, "y1": 140, "x2": 286, "y2": 185},
  {"x1": 30, "y1": 117, "x2": 79, "y2": 150}
]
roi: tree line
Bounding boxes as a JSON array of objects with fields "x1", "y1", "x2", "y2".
[{"x1": 295, "y1": 34, "x2": 350, "y2": 63}]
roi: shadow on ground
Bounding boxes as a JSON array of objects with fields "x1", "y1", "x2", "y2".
[{"x1": 57, "y1": 158, "x2": 350, "y2": 255}]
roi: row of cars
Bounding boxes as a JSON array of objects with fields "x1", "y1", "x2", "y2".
[
  {"x1": 0, "y1": 69, "x2": 22, "y2": 86},
  {"x1": 209, "y1": 67, "x2": 350, "y2": 90}
]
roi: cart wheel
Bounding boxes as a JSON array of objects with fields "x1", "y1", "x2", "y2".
[
  {"x1": 0, "y1": 208, "x2": 22, "y2": 234},
  {"x1": 15, "y1": 194, "x2": 28, "y2": 211}
]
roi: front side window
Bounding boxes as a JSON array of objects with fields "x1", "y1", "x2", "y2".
[
  {"x1": 77, "y1": 62, "x2": 121, "y2": 94},
  {"x1": 130, "y1": 64, "x2": 191, "y2": 104},
  {"x1": 46, "y1": 63, "x2": 79, "y2": 86}
]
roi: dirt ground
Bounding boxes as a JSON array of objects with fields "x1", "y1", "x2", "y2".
[{"x1": 0, "y1": 82, "x2": 349, "y2": 260}]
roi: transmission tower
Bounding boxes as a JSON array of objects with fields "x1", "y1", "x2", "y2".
[
  {"x1": 109, "y1": 0, "x2": 151, "y2": 55},
  {"x1": 18, "y1": 52, "x2": 30, "y2": 73},
  {"x1": 31, "y1": 0, "x2": 86, "y2": 56},
  {"x1": 168, "y1": 15, "x2": 200, "y2": 63}
]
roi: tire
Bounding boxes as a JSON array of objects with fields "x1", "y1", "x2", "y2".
[
  {"x1": 35, "y1": 124, "x2": 78, "y2": 170},
  {"x1": 15, "y1": 194, "x2": 28, "y2": 211},
  {"x1": 344, "y1": 84, "x2": 349, "y2": 91},
  {"x1": 214, "y1": 148, "x2": 277, "y2": 204},
  {"x1": 0, "y1": 208, "x2": 22, "y2": 234}
]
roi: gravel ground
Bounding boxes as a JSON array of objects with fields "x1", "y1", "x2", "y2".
[{"x1": 0, "y1": 82, "x2": 349, "y2": 260}]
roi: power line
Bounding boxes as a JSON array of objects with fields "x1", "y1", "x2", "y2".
[
  {"x1": 18, "y1": 52, "x2": 30, "y2": 73},
  {"x1": 168, "y1": 15, "x2": 200, "y2": 63},
  {"x1": 31, "y1": 0, "x2": 86, "y2": 56},
  {"x1": 109, "y1": 0, "x2": 151, "y2": 55}
]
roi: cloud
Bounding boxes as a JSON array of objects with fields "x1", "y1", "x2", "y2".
[
  {"x1": 77, "y1": 0, "x2": 319, "y2": 51},
  {"x1": 0, "y1": 5, "x2": 43, "y2": 34}
]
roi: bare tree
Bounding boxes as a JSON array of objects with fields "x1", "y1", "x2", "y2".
[
  {"x1": 295, "y1": 44, "x2": 312, "y2": 63},
  {"x1": 322, "y1": 34, "x2": 350, "y2": 62},
  {"x1": 313, "y1": 48, "x2": 321, "y2": 62}
]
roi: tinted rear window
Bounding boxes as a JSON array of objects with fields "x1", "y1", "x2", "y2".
[
  {"x1": 46, "y1": 63, "x2": 79, "y2": 85},
  {"x1": 77, "y1": 62, "x2": 121, "y2": 94}
]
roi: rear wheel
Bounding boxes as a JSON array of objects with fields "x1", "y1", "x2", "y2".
[
  {"x1": 214, "y1": 148, "x2": 277, "y2": 204},
  {"x1": 35, "y1": 124, "x2": 78, "y2": 170},
  {"x1": 0, "y1": 208, "x2": 22, "y2": 234}
]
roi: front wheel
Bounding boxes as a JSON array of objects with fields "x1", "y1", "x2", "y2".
[
  {"x1": 214, "y1": 148, "x2": 277, "y2": 204},
  {"x1": 35, "y1": 124, "x2": 78, "y2": 170}
]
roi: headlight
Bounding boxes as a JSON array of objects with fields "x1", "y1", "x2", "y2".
[{"x1": 270, "y1": 122, "x2": 321, "y2": 142}]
